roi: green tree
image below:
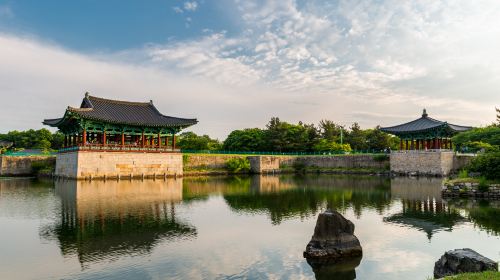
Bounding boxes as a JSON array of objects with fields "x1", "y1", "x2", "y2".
[
  {"x1": 318, "y1": 120, "x2": 344, "y2": 142},
  {"x1": 344, "y1": 123, "x2": 368, "y2": 151},
  {"x1": 223, "y1": 128, "x2": 266, "y2": 151},
  {"x1": 313, "y1": 139, "x2": 351, "y2": 153},
  {"x1": 177, "y1": 132, "x2": 221, "y2": 151},
  {"x1": 452, "y1": 126, "x2": 500, "y2": 151},
  {"x1": 365, "y1": 126, "x2": 394, "y2": 151},
  {"x1": 496, "y1": 107, "x2": 500, "y2": 125}
]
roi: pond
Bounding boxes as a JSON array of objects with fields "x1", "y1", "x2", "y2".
[{"x1": 0, "y1": 175, "x2": 498, "y2": 280}]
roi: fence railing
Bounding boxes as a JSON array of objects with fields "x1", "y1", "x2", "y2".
[{"x1": 180, "y1": 149, "x2": 387, "y2": 156}]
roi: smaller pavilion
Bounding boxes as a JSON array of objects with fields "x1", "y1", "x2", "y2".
[{"x1": 380, "y1": 109, "x2": 472, "y2": 151}]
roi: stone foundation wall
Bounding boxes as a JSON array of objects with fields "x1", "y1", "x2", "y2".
[
  {"x1": 55, "y1": 151, "x2": 183, "y2": 179},
  {"x1": 0, "y1": 156, "x2": 55, "y2": 176},
  {"x1": 279, "y1": 155, "x2": 388, "y2": 169},
  {"x1": 390, "y1": 151, "x2": 457, "y2": 176},
  {"x1": 248, "y1": 156, "x2": 281, "y2": 173},
  {"x1": 453, "y1": 154, "x2": 475, "y2": 171},
  {"x1": 183, "y1": 154, "x2": 247, "y2": 170}
]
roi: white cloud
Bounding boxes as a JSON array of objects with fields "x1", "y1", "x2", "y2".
[
  {"x1": 1, "y1": 0, "x2": 499, "y2": 138},
  {"x1": 172, "y1": 6, "x2": 183, "y2": 14},
  {"x1": 184, "y1": 1, "x2": 198, "y2": 12}
]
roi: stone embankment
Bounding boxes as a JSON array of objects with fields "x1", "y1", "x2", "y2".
[
  {"x1": 0, "y1": 155, "x2": 55, "y2": 176},
  {"x1": 442, "y1": 182, "x2": 500, "y2": 200}
]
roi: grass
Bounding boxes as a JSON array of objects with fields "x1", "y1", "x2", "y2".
[{"x1": 441, "y1": 271, "x2": 500, "y2": 279}]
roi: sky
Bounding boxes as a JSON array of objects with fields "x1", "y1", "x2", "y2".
[{"x1": 0, "y1": 0, "x2": 499, "y2": 139}]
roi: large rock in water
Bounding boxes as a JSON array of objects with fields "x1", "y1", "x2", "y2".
[
  {"x1": 303, "y1": 210, "x2": 362, "y2": 262},
  {"x1": 434, "y1": 248, "x2": 498, "y2": 278}
]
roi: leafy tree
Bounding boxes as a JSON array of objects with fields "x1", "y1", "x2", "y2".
[
  {"x1": 177, "y1": 132, "x2": 222, "y2": 151},
  {"x1": 452, "y1": 126, "x2": 500, "y2": 150},
  {"x1": 365, "y1": 126, "x2": 394, "y2": 151},
  {"x1": 318, "y1": 120, "x2": 344, "y2": 142},
  {"x1": 496, "y1": 107, "x2": 500, "y2": 126},
  {"x1": 223, "y1": 128, "x2": 266, "y2": 151},
  {"x1": 467, "y1": 151, "x2": 500, "y2": 180},
  {"x1": 344, "y1": 123, "x2": 368, "y2": 151},
  {"x1": 313, "y1": 139, "x2": 352, "y2": 153}
]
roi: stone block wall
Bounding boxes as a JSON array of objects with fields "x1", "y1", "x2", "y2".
[
  {"x1": 390, "y1": 151, "x2": 455, "y2": 176},
  {"x1": 183, "y1": 154, "x2": 247, "y2": 170},
  {"x1": 248, "y1": 156, "x2": 280, "y2": 173},
  {"x1": 453, "y1": 154, "x2": 475, "y2": 171},
  {"x1": 0, "y1": 156, "x2": 55, "y2": 176},
  {"x1": 55, "y1": 151, "x2": 183, "y2": 179},
  {"x1": 279, "y1": 155, "x2": 388, "y2": 169}
]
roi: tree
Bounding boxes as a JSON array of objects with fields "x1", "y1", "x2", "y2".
[
  {"x1": 177, "y1": 132, "x2": 221, "y2": 151},
  {"x1": 452, "y1": 126, "x2": 500, "y2": 150},
  {"x1": 223, "y1": 128, "x2": 266, "y2": 151},
  {"x1": 496, "y1": 107, "x2": 500, "y2": 126},
  {"x1": 344, "y1": 123, "x2": 368, "y2": 151},
  {"x1": 365, "y1": 126, "x2": 394, "y2": 151},
  {"x1": 313, "y1": 139, "x2": 351, "y2": 153},
  {"x1": 318, "y1": 120, "x2": 344, "y2": 142}
]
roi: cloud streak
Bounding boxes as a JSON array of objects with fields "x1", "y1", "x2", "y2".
[{"x1": 0, "y1": 0, "x2": 498, "y2": 138}]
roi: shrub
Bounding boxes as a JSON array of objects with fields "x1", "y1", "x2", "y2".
[
  {"x1": 467, "y1": 151, "x2": 500, "y2": 180},
  {"x1": 477, "y1": 177, "x2": 490, "y2": 192},
  {"x1": 372, "y1": 154, "x2": 389, "y2": 162},
  {"x1": 458, "y1": 169, "x2": 468, "y2": 179},
  {"x1": 31, "y1": 160, "x2": 55, "y2": 175},
  {"x1": 225, "y1": 157, "x2": 250, "y2": 173},
  {"x1": 182, "y1": 154, "x2": 190, "y2": 165}
]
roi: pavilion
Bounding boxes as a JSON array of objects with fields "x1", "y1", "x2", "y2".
[
  {"x1": 380, "y1": 109, "x2": 472, "y2": 151},
  {"x1": 43, "y1": 93, "x2": 197, "y2": 180},
  {"x1": 43, "y1": 93, "x2": 197, "y2": 152}
]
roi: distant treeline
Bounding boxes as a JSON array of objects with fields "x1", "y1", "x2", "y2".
[
  {"x1": 0, "y1": 129, "x2": 63, "y2": 152},
  {"x1": 178, "y1": 117, "x2": 400, "y2": 153}
]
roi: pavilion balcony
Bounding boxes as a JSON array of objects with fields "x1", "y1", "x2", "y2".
[{"x1": 59, "y1": 144, "x2": 181, "y2": 153}]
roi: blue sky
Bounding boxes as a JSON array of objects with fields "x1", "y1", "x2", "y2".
[{"x1": 0, "y1": 0, "x2": 499, "y2": 138}]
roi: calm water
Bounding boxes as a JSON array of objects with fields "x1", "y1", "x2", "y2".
[{"x1": 0, "y1": 175, "x2": 499, "y2": 280}]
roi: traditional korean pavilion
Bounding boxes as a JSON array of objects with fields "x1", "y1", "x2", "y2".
[
  {"x1": 380, "y1": 109, "x2": 472, "y2": 151},
  {"x1": 43, "y1": 93, "x2": 197, "y2": 152}
]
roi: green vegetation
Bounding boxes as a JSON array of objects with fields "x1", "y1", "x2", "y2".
[
  {"x1": 467, "y1": 151, "x2": 500, "y2": 180},
  {"x1": 225, "y1": 158, "x2": 251, "y2": 173},
  {"x1": 452, "y1": 126, "x2": 500, "y2": 152},
  {"x1": 222, "y1": 117, "x2": 397, "y2": 153},
  {"x1": 0, "y1": 129, "x2": 63, "y2": 151},
  {"x1": 458, "y1": 169, "x2": 469, "y2": 179},
  {"x1": 177, "y1": 132, "x2": 222, "y2": 151},
  {"x1": 442, "y1": 271, "x2": 500, "y2": 279},
  {"x1": 477, "y1": 177, "x2": 490, "y2": 192},
  {"x1": 31, "y1": 160, "x2": 55, "y2": 176},
  {"x1": 372, "y1": 154, "x2": 389, "y2": 162}
]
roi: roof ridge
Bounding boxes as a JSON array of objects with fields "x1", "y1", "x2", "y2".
[{"x1": 87, "y1": 95, "x2": 151, "y2": 106}]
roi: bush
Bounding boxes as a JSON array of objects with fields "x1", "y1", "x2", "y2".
[
  {"x1": 225, "y1": 157, "x2": 250, "y2": 173},
  {"x1": 477, "y1": 177, "x2": 490, "y2": 192},
  {"x1": 31, "y1": 160, "x2": 55, "y2": 175},
  {"x1": 458, "y1": 169, "x2": 468, "y2": 179},
  {"x1": 462, "y1": 141, "x2": 498, "y2": 153},
  {"x1": 372, "y1": 154, "x2": 389, "y2": 162},
  {"x1": 467, "y1": 151, "x2": 500, "y2": 180}
]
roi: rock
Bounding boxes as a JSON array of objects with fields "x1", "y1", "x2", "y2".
[
  {"x1": 434, "y1": 248, "x2": 498, "y2": 278},
  {"x1": 303, "y1": 210, "x2": 362, "y2": 261}
]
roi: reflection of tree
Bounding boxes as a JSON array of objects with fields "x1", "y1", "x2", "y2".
[
  {"x1": 446, "y1": 200, "x2": 500, "y2": 236},
  {"x1": 40, "y1": 179, "x2": 196, "y2": 266},
  {"x1": 384, "y1": 199, "x2": 465, "y2": 240},
  {"x1": 223, "y1": 175, "x2": 391, "y2": 224}
]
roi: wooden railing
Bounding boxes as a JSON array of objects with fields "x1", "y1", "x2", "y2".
[{"x1": 59, "y1": 144, "x2": 180, "y2": 153}]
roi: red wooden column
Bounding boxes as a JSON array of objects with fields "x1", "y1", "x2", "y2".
[
  {"x1": 103, "y1": 131, "x2": 107, "y2": 146},
  {"x1": 400, "y1": 139, "x2": 403, "y2": 151},
  {"x1": 172, "y1": 134, "x2": 176, "y2": 151},
  {"x1": 405, "y1": 140, "x2": 409, "y2": 150},
  {"x1": 121, "y1": 132, "x2": 125, "y2": 148},
  {"x1": 157, "y1": 133, "x2": 161, "y2": 148},
  {"x1": 141, "y1": 132, "x2": 145, "y2": 147},
  {"x1": 82, "y1": 128, "x2": 87, "y2": 146},
  {"x1": 416, "y1": 139, "x2": 420, "y2": 150}
]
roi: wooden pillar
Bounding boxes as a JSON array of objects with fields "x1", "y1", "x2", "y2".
[
  {"x1": 449, "y1": 139, "x2": 453, "y2": 150},
  {"x1": 150, "y1": 136, "x2": 154, "y2": 146},
  {"x1": 141, "y1": 132, "x2": 145, "y2": 147},
  {"x1": 158, "y1": 133, "x2": 161, "y2": 148},
  {"x1": 82, "y1": 128, "x2": 87, "y2": 146},
  {"x1": 405, "y1": 140, "x2": 408, "y2": 150},
  {"x1": 416, "y1": 139, "x2": 420, "y2": 150},
  {"x1": 121, "y1": 132, "x2": 125, "y2": 148},
  {"x1": 173, "y1": 135, "x2": 176, "y2": 150},
  {"x1": 103, "y1": 131, "x2": 107, "y2": 146},
  {"x1": 399, "y1": 139, "x2": 403, "y2": 151}
]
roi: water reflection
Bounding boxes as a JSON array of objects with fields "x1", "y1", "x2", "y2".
[
  {"x1": 41, "y1": 179, "x2": 196, "y2": 266},
  {"x1": 306, "y1": 257, "x2": 362, "y2": 280},
  {"x1": 221, "y1": 175, "x2": 392, "y2": 224},
  {"x1": 384, "y1": 177, "x2": 466, "y2": 240},
  {"x1": 445, "y1": 199, "x2": 500, "y2": 236}
]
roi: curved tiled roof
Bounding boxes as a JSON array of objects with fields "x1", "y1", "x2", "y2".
[
  {"x1": 43, "y1": 93, "x2": 198, "y2": 128},
  {"x1": 380, "y1": 109, "x2": 472, "y2": 135}
]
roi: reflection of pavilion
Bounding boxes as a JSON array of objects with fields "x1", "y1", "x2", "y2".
[
  {"x1": 41, "y1": 179, "x2": 196, "y2": 266},
  {"x1": 384, "y1": 177, "x2": 466, "y2": 240}
]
